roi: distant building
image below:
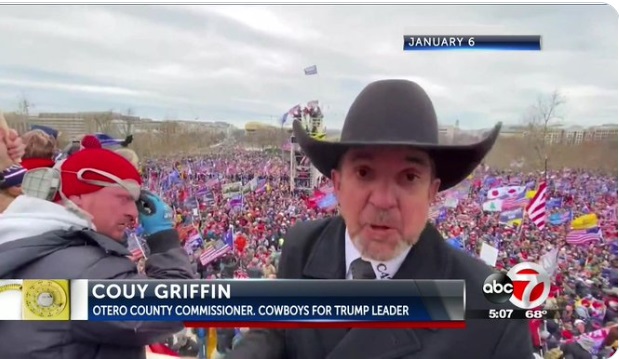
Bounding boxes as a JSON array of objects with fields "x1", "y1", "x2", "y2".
[
  {"x1": 543, "y1": 123, "x2": 617, "y2": 145},
  {"x1": 500, "y1": 125, "x2": 527, "y2": 138},
  {"x1": 245, "y1": 122, "x2": 279, "y2": 132},
  {"x1": 439, "y1": 120, "x2": 505, "y2": 144},
  {"x1": 27, "y1": 112, "x2": 142, "y2": 140},
  {"x1": 589, "y1": 123, "x2": 618, "y2": 142},
  {"x1": 439, "y1": 121, "x2": 615, "y2": 145},
  {"x1": 21, "y1": 111, "x2": 235, "y2": 140}
]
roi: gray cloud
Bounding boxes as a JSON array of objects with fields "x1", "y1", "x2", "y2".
[{"x1": 0, "y1": 4, "x2": 615, "y2": 129}]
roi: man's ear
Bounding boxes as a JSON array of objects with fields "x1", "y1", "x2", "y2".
[
  {"x1": 429, "y1": 178, "x2": 441, "y2": 202},
  {"x1": 7, "y1": 186, "x2": 22, "y2": 197},
  {"x1": 331, "y1": 169, "x2": 341, "y2": 192},
  {"x1": 68, "y1": 194, "x2": 83, "y2": 206}
]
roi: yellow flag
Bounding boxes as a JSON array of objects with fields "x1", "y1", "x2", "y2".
[
  {"x1": 207, "y1": 327, "x2": 218, "y2": 358},
  {"x1": 571, "y1": 214, "x2": 598, "y2": 230},
  {"x1": 525, "y1": 190, "x2": 537, "y2": 199},
  {"x1": 508, "y1": 218, "x2": 523, "y2": 228}
]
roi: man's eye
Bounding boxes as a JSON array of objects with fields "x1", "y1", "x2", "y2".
[
  {"x1": 405, "y1": 173, "x2": 419, "y2": 182},
  {"x1": 356, "y1": 167, "x2": 370, "y2": 178}
]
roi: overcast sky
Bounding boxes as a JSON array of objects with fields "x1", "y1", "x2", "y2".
[{"x1": 0, "y1": 4, "x2": 616, "y2": 129}]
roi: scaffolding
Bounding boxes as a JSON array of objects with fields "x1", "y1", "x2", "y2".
[{"x1": 289, "y1": 104, "x2": 326, "y2": 192}]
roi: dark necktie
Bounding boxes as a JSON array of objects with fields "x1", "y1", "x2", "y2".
[{"x1": 350, "y1": 258, "x2": 376, "y2": 279}]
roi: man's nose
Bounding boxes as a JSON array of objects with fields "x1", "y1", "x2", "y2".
[
  {"x1": 368, "y1": 180, "x2": 398, "y2": 209},
  {"x1": 127, "y1": 203, "x2": 139, "y2": 222}
]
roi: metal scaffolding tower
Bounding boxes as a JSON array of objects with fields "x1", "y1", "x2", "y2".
[{"x1": 289, "y1": 108, "x2": 326, "y2": 192}]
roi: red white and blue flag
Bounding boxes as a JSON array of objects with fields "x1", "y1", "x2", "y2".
[
  {"x1": 566, "y1": 228, "x2": 602, "y2": 245},
  {"x1": 526, "y1": 182, "x2": 547, "y2": 230}
]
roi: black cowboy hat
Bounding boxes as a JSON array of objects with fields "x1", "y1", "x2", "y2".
[{"x1": 293, "y1": 79, "x2": 502, "y2": 191}]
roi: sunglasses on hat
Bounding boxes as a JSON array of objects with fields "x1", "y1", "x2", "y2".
[{"x1": 68, "y1": 168, "x2": 141, "y2": 201}]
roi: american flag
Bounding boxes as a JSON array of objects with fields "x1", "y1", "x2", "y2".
[
  {"x1": 502, "y1": 195, "x2": 529, "y2": 210},
  {"x1": 526, "y1": 182, "x2": 547, "y2": 230},
  {"x1": 281, "y1": 104, "x2": 302, "y2": 125},
  {"x1": 130, "y1": 247, "x2": 144, "y2": 262},
  {"x1": 566, "y1": 228, "x2": 602, "y2": 245},
  {"x1": 200, "y1": 240, "x2": 231, "y2": 266},
  {"x1": 127, "y1": 232, "x2": 145, "y2": 261}
]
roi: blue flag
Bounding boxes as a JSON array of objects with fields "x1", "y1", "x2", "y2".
[
  {"x1": 224, "y1": 229, "x2": 234, "y2": 248},
  {"x1": 94, "y1": 133, "x2": 124, "y2": 147}
]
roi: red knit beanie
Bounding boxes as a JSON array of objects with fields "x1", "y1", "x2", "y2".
[
  {"x1": 58, "y1": 148, "x2": 142, "y2": 200},
  {"x1": 81, "y1": 135, "x2": 102, "y2": 149}
]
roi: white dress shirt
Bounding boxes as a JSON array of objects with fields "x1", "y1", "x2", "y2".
[{"x1": 344, "y1": 228, "x2": 412, "y2": 279}]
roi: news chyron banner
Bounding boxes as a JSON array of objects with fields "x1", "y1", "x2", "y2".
[{"x1": 0, "y1": 279, "x2": 465, "y2": 328}]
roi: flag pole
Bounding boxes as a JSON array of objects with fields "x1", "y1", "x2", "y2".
[
  {"x1": 280, "y1": 116, "x2": 285, "y2": 161},
  {"x1": 544, "y1": 155, "x2": 548, "y2": 182},
  {"x1": 517, "y1": 212, "x2": 527, "y2": 242}
]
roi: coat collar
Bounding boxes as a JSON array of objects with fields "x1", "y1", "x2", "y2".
[
  {"x1": 303, "y1": 217, "x2": 450, "y2": 280},
  {"x1": 302, "y1": 217, "x2": 452, "y2": 359}
]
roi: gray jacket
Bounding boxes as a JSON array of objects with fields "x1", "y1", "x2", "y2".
[{"x1": 0, "y1": 227, "x2": 195, "y2": 359}]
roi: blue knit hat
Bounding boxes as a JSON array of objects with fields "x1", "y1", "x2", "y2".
[
  {"x1": 0, "y1": 165, "x2": 27, "y2": 189},
  {"x1": 31, "y1": 125, "x2": 59, "y2": 140}
]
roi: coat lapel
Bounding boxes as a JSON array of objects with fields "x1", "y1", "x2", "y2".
[
  {"x1": 392, "y1": 223, "x2": 450, "y2": 280},
  {"x1": 302, "y1": 216, "x2": 347, "y2": 280},
  {"x1": 301, "y1": 217, "x2": 350, "y2": 357},
  {"x1": 326, "y1": 223, "x2": 450, "y2": 359}
]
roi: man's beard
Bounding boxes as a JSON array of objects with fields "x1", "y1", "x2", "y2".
[
  {"x1": 348, "y1": 208, "x2": 426, "y2": 261},
  {"x1": 351, "y1": 231, "x2": 415, "y2": 262}
]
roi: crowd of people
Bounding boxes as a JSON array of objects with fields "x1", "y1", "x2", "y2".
[
  {"x1": 0, "y1": 120, "x2": 617, "y2": 359},
  {"x1": 140, "y1": 149, "x2": 617, "y2": 358}
]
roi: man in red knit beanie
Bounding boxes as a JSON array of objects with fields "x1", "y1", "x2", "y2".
[
  {"x1": 55, "y1": 147, "x2": 142, "y2": 240},
  {"x1": 0, "y1": 147, "x2": 195, "y2": 359}
]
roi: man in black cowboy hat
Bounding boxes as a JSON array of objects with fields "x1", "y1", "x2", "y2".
[{"x1": 228, "y1": 79, "x2": 533, "y2": 359}]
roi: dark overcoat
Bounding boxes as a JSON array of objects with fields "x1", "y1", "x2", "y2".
[{"x1": 228, "y1": 216, "x2": 534, "y2": 359}]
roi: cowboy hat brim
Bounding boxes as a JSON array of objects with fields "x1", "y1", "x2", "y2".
[{"x1": 293, "y1": 120, "x2": 502, "y2": 192}]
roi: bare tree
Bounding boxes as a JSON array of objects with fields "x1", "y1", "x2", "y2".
[
  {"x1": 116, "y1": 107, "x2": 135, "y2": 137},
  {"x1": 8, "y1": 93, "x2": 35, "y2": 133},
  {"x1": 521, "y1": 90, "x2": 566, "y2": 172},
  {"x1": 17, "y1": 93, "x2": 34, "y2": 117},
  {"x1": 91, "y1": 111, "x2": 115, "y2": 135},
  {"x1": 484, "y1": 135, "x2": 616, "y2": 175}
]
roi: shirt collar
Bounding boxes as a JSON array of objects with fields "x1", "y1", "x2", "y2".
[{"x1": 345, "y1": 228, "x2": 412, "y2": 279}]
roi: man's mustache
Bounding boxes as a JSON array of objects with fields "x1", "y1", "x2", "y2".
[{"x1": 365, "y1": 211, "x2": 398, "y2": 227}]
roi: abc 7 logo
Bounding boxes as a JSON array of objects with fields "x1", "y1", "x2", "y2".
[{"x1": 482, "y1": 262, "x2": 551, "y2": 309}]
